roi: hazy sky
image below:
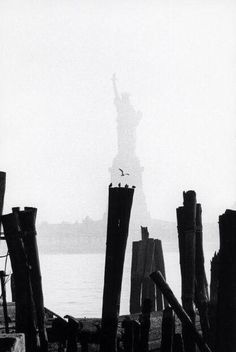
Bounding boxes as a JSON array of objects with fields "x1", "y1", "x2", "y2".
[{"x1": 1, "y1": 0, "x2": 236, "y2": 224}]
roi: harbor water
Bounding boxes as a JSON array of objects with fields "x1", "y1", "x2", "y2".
[{"x1": 1, "y1": 242, "x2": 217, "y2": 318}]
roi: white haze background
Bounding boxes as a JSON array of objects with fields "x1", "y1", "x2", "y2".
[{"x1": 1, "y1": 0, "x2": 236, "y2": 225}]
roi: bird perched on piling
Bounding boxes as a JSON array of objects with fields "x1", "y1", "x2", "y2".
[
  {"x1": 132, "y1": 185, "x2": 136, "y2": 189},
  {"x1": 125, "y1": 184, "x2": 129, "y2": 188},
  {"x1": 109, "y1": 183, "x2": 112, "y2": 188},
  {"x1": 118, "y1": 183, "x2": 121, "y2": 187},
  {"x1": 119, "y1": 168, "x2": 130, "y2": 176}
]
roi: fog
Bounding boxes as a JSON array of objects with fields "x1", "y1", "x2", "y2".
[{"x1": 1, "y1": 0, "x2": 236, "y2": 224}]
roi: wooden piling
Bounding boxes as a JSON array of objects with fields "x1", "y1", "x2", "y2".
[
  {"x1": 0, "y1": 271, "x2": 9, "y2": 333},
  {"x1": 215, "y1": 210, "x2": 236, "y2": 352},
  {"x1": 210, "y1": 252, "x2": 219, "y2": 305},
  {"x1": 18, "y1": 207, "x2": 48, "y2": 352},
  {"x1": 1, "y1": 212, "x2": 38, "y2": 352},
  {"x1": 130, "y1": 229, "x2": 166, "y2": 314},
  {"x1": 194, "y1": 204, "x2": 210, "y2": 342},
  {"x1": 154, "y1": 239, "x2": 166, "y2": 310},
  {"x1": 139, "y1": 299, "x2": 151, "y2": 352},
  {"x1": 130, "y1": 241, "x2": 142, "y2": 314},
  {"x1": 150, "y1": 271, "x2": 212, "y2": 352},
  {"x1": 176, "y1": 190, "x2": 196, "y2": 352},
  {"x1": 142, "y1": 239, "x2": 155, "y2": 308},
  {"x1": 0, "y1": 172, "x2": 6, "y2": 233},
  {"x1": 209, "y1": 252, "x2": 219, "y2": 351},
  {"x1": 100, "y1": 186, "x2": 134, "y2": 352},
  {"x1": 160, "y1": 306, "x2": 175, "y2": 352}
]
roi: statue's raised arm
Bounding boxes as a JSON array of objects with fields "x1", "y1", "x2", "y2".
[{"x1": 112, "y1": 73, "x2": 120, "y2": 101}]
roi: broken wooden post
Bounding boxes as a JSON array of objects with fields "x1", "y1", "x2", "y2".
[
  {"x1": 176, "y1": 190, "x2": 196, "y2": 352},
  {"x1": 100, "y1": 186, "x2": 134, "y2": 352},
  {"x1": 10, "y1": 274, "x2": 16, "y2": 302},
  {"x1": 130, "y1": 227, "x2": 166, "y2": 314},
  {"x1": 18, "y1": 207, "x2": 48, "y2": 352},
  {"x1": 0, "y1": 271, "x2": 9, "y2": 333},
  {"x1": 1, "y1": 212, "x2": 38, "y2": 352},
  {"x1": 130, "y1": 241, "x2": 142, "y2": 314},
  {"x1": 209, "y1": 252, "x2": 219, "y2": 350},
  {"x1": 154, "y1": 239, "x2": 166, "y2": 310},
  {"x1": 150, "y1": 271, "x2": 212, "y2": 352},
  {"x1": 210, "y1": 252, "x2": 219, "y2": 306},
  {"x1": 160, "y1": 306, "x2": 175, "y2": 352},
  {"x1": 194, "y1": 203, "x2": 210, "y2": 342},
  {"x1": 142, "y1": 238, "x2": 155, "y2": 308},
  {"x1": 0, "y1": 172, "x2": 6, "y2": 234},
  {"x1": 139, "y1": 299, "x2": 151, "y2": 352},
  {"x1": 215, "y1": 210, "x2": 236, "y2": 352}
]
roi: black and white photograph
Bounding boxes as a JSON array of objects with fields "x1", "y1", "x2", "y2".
[{"x1": 0, "y1": 1, "x2": 236, "y2": 351}]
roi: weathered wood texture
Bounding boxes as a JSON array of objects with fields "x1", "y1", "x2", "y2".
[
  {"x1": 100, "y1": 186, "x2": 134, "y2": 352},
  {"x1": 139, "y1": 299, "x2": 151, "y2": 352},
  {"x1": 216, "y1": 210, "x2": 236, "y2": 352},
  {"x1": 0, "y1": 271, "x2": 9, "y2": 333},
  {"x1": 130, "y1": 228, "x2": 166, "y2": 314},
  {"x1": 18, "y1": 208, "x2": 48, "y2": 352},
  {"x1": 160, "y1": 307, "x2": 175, "y2": 352},
  {"x1": 194, "y1": 204, "x2": 210, "y2": 342},
  {"x1": 1, "y1": 212, "x2": 38, "y2": 352},
  {"x1": 2, "y1": 208, "x2": 48, "y2": 352},
  {"x1": 142, "y1": 238, "x2": 155, "y2": 308},
  {"x1": 209, "y1": 251, "x2": 219, "y2": 350},
  {"x1": 150, "y1": 271, "x2": 212, "y2": 352},
  {"x1": 154, "y1": 239, "x2": 167, "y2": 310},
  {"x1": 176, "y1": 190, "x2": 196, "y2": 352},
  {"x1": 0, "y1": 172, "x2": 6, "y2": 233},
  {"x1": 130, "y1": 241, "x2": 142, "y2": 314}
]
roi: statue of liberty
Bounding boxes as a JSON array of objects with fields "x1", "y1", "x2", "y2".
[
  {"x1": 111, "y1": 74, "x2": 142, "y2": 157},
  {"x1": 110, "y1": 74, "x2": 150, "y2": 231}
]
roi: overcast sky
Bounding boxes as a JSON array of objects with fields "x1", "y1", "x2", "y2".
[{"x1": 1, "y1": 0, "x2": 236, "y2": 224}]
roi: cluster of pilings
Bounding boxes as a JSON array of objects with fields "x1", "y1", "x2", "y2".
[
  {"x1": 1, "y1": 168, "x2": 236, "y2": 352},
  {"x1": 99, "y1": 187, "x2": 236, "y2": 352},
  {"x1": 0, "y1": 172, "x2": 48, "y2": 352},
  {"x1": 130, "y1": 227, "x2": 167, "y2": 314}
]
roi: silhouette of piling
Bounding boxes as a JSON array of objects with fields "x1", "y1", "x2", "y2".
[
  {"x1": 150, "y1": 271, "x2": 212, "y2": 352},
  {"x1": 154, "y1": 239, "x2": 167, "y2": 310},
  {"x1": 142, "y1": 238, "x2": 155, "y2": 307},
  {"x1": 18, "y1": 207, "x2": 48, "y2": 352},
  {"x1": 130, "y1": 227, "x2": 166, "y2": 314},
  {"x1": 194, "y1": 204, "x2": 210, "y2": 342},
  {"x1": 160, "y1": 306, "x2": 175, "y2": 352},
  {"x1": 0, "y1": 172, "x2": 6, "y2": 233},
  {"x1": 176, "y1": 190, "x2": 196, "y2": 352},
  {"x1": 0, "y1": 270, "x2": 9, "y2": 333},
  {"x1": 1, "y1": 212, "x2": 38, "y2": 352},
  {"x1": 100, "y1": 186, "x2": 134, "y2": 352},
  {"x1": 215, "y1": 210, "x2": 236, "y2": 352},
  {"x1": 209, "y1": 251, "x2": 219, "y2": 350},
  {"x1": 139, "y1": 299, "x2": 151, "y2": 352},
  {"x1": 130, "y1": 241, "x2": 142, "y2": 314}
]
